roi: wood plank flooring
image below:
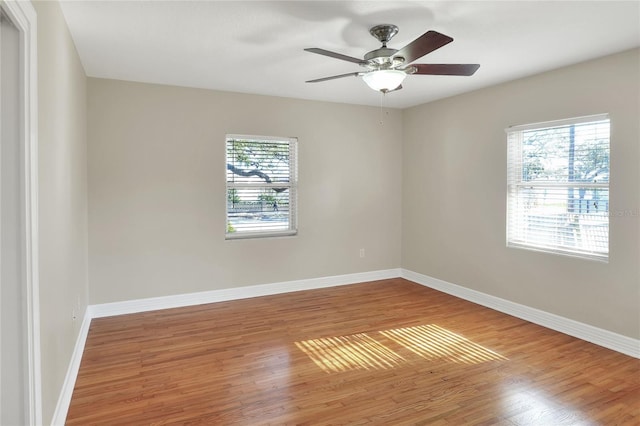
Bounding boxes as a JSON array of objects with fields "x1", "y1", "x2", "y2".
[{"x1": 66, "y1": 278, "x2": 639, "y2": 425}]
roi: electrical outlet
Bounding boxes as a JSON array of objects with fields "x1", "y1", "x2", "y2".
[{"x1": 359, "y1": 248, "x2": 365, "y2": 258}]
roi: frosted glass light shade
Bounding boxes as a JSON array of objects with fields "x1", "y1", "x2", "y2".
[{"x1": 362, "y1": 69, "x2": 406, "y2": 92}]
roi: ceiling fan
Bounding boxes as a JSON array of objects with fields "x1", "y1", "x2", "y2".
[{"x1": 305, "y1": 24, "x2": 480, "y2": 93}]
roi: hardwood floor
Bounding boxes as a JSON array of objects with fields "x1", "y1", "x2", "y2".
[{"x1": 66, "y1": 278, "x2": 639, "y2": 425}]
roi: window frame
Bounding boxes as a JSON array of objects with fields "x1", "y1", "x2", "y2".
[
  {"x1": 506, "y1": 114, "x2": 610, "y2": 262},
  {"x1": 225, "y1": 134, "x2": 298, "y2": 240}
]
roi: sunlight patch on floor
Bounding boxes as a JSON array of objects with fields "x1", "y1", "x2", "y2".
[
  {"x1": 294, "y1": 333, "x2": 405, "y2": 373},
  {"x1": 296, "y1": 324, "x2": 507, "y2": 373},
  {"x1": 380, "y1": 324, "x2": 508, "y2": 364}
]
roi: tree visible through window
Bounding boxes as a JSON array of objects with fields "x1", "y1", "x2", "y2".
[
  {"x1": 226, "y1": 135, "x2": 297, "y2": 239},
  {"x1": 506, "y1": 115, "x2": 610, "y2": 261}
]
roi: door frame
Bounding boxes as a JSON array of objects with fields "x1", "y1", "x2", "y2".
[{"x1": 0, "y1": 1, "x2": 40, "y2": 424}]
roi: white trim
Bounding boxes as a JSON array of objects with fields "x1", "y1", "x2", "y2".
[
  {"x1": 91, "y1": 269, "x2": 401, "y2": 318},
  {"x1": 50, "y1": 309, "x2": 91, "y2": 426},
  {"x1": 226, "y1": 134, "x2": 297, "y2": 143},
  {"x1": 401, "y1": 269, "x2": 639, "y2": 359},
  {"x1": 0, "y1": 13, "x2": 3, "y2": 422},
  {"x1": 505, "y1": 113, "x2": 609, "y2": 132},
  {"x1": 0, "y1": 1, "x2": 40, "y2": 424},
  {"x1": 225, "y1": 229, "x2": 297, "y2": 240}
]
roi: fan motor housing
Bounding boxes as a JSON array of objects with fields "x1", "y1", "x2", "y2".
[
  {"x1": 365, "y1": 25, "x2": 405, "y2": 68},
  {"x1": 364, "y1": 47, "x2": 404, "y2": 67}
]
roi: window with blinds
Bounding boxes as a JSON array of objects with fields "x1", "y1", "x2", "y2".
[
  {"x1": 226, "y1": 135, "x2": 298, "y2": 239},
  {"x1": 506, "y1": 114, "x2": 610, "y2": 261}
]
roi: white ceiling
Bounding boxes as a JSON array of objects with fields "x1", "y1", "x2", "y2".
[{"x1": 59, "y1": 1, "x2": 640, "y2": 109}]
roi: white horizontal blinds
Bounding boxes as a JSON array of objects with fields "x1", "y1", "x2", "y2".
[
  {"x1": 507, "y1": 114, "x2": 610, "y2": 261},
  {"x1": 226, "y1": 135, "x2": 297, "y2": 238},
  {"x1": 519, "y1": 118, "x2": 609, "y2": 184}
]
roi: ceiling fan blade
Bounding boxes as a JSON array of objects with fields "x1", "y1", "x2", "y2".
[
  {"x1": 306, "y1": 72, "x2": 362, "y2": 83},
  {"x1": 411, "y1": 64, "x2": 480, "y2": 76},
  {"x1": 395, "y1": 31, "x2": 453, "y2": 64},
  {"x1": 304, "y1": 48, "x2": 366, "y2": 65}
]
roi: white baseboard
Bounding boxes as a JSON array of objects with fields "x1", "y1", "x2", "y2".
[
  {"x1": 89, "y1": 268, "x2": 401, "y2": 318},
  {"x1": 50, "y1": 308, "x2": 92, "y2": 426},
  {"x1": 401, "y1": 268, "x2": 640, "y2": 359}
]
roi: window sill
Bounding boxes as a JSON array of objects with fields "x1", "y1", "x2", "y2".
[
  {"x1": 507, "y1": 241, "x2": 608, "y2": 263},
  {"x1": 225, "y1": 230, "x2": 298, "y2": 241}
]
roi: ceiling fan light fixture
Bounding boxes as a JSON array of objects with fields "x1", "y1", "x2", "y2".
[{"x1": 362, "y1": 69, "x2": 406, "y2": 92}]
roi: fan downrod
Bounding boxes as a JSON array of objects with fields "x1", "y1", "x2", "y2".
[{"x1": 369, "y1": 24, "x2": 399, "y2": 46}]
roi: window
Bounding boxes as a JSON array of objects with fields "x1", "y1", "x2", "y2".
[
  {"x1": 226, "y1": 135, "x2": 297, "y2": 239},
  {"x1": 506, "y1": 114, "x2": 610, "y2": 261}
]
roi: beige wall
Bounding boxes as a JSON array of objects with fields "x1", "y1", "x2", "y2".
[
  {"x1": 33, "y1": 1, "x2": 88, "y2": 422},
  {"x1": 87, "y1": 79, "x2": 403, "y2": 304},
  {"x1": 402, "y1": 48, "x2": 640, "y2": 339}
]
